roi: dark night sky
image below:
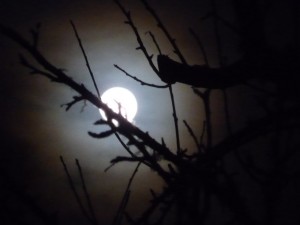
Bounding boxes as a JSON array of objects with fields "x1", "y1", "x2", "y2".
[{"x1": 1, "y1": 0, "x2": 299, "y2": 224}]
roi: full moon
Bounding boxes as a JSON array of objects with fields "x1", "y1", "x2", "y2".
[{"x1": 99, "y1": 87, "x2": 138, "y2": 125}]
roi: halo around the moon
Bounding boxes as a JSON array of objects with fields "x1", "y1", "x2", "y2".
[{"x1": 99, "y1": 87, "x2": 138, "y2": 124}]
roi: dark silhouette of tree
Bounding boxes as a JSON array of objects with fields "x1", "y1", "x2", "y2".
[{"x1": 1, "y1": 0, "x2": 300, "y2": 225}]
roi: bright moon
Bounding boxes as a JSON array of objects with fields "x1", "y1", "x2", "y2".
[{"x1": 99, "y1": 87, "x2": 138, "y2": 125}]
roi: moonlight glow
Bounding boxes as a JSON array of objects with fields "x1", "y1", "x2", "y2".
[{"x1": 99, "y1": 87, "x2": 138, "y2": 124}]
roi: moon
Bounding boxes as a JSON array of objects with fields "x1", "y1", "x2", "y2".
[{"x1": 99, "y1": 87, "x2": 138, "y2": 125}]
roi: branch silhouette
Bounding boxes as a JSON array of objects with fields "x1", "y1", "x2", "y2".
[{"x1": 1, "y1": 0, "x2": 300, "y2": 224}]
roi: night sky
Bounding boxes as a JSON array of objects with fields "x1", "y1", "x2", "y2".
[{"x1": 1, "y1": 0, "x2": 299, "y2": 225}]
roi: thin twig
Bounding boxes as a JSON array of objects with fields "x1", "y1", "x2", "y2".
[
  {"x1": 154, "y1": 196, "x2": 175, "y2": 225},
  {"x1": 146, "y1": 31, "x2": 162, "y2": 55},
  {"x1": 198, "y1": 107, "x2": 300, "y2": 164},
  {"x1": 183, "y1": 120, "x2": 200, "y2": 150},
  {"x1": 114, "y1": 64, "x2": 168, "y2": 88},
  {"x1": 112, "y1": 162, "x2": 141, "y2": 225},
  {"x1": 61, "y1": 96, "x2": 85, "y2": 111},
  {"x1": 233, "y1": 150, "x2": 264, "y2": 185},
  {"x1": 168, "y1": 85, "x2": 181, "y2": 154},
  {"x1": 75, "y1": 159, "x2": 98, "y2": 225},
  {"x1": 104, "y1": 132, "x2": 143, "y2": 172},
  {"x1": 107, "y1": 133, "x2": 154, "y2": 171},
  {"x1": 114, "y1": 133, "x2": 137, "y2": 159},
  {"x1": 189, "y1": 28, "x2": 209, "y2": 66},
  {"x1": 199, "y1": 121, "x2": 207, "y2": 153},
  {"x1": 135, "y1": 186, "x2": 173, "y2": 224},
  {"x1": 222, "y1": 90, "x2": 232, "y2": 135},
  {"x1": 243, "y1": 81, "x2": 275, "y2": 96},
  {"x1": 202, "y1": 90, "x2": 212, "y2": 150},
  {"x1": 110, "y1": 156, "x2": 146, "y2": 164},
  {"x1": 114, "y1": 0, "x2": 159, "y2": 75},
  {"x1": 194, "y1": 88, "x2": 212, "y2": 150},
  {"x1": 207, "y1": 14, "x2": 241, "y2": 35},
  {"x1": 60, "y1": 156, "x2": 93, "y2": 224},
  {"x1": 211, "y1": 0, "x2": 224, "y2": 67},
  {"x1": 70, "y1": 20, "x2": 100, "y2": 97},
  {"x1": 19, "y1": 54, "x2": 60, "y2": 82},
  {"x1": 29, "y1": 22, "x2": 41, "y2": 48},
  {"x1": 141, "y1": 0, "x2": 187, "y2": 64},
  {"x1": 124, "y1": 133, "x2": 172, "y2": 183}
]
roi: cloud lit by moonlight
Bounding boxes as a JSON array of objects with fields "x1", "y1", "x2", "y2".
[{"x1": 99, "y1": 87, "x2": 138, "y2": 125}]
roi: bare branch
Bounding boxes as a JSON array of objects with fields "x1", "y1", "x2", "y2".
[
  {"x1": 29, "y1": 22, "x2": 41, "y2": 48},
  {"x1": 75, "y1": 159, "x2": 99, "y2": 225},
  {"x1": 114, "y1": 0, "x2": 159, "y2": 75},
  {"x1": 135, "y1": 186, "x2": 173, "y2": 224},
  {"x1": 157, "y1": 55, "x2": 259, "y2": 89},
  {"x1": 199, "y1": 106, "x2": 300, "y2": 164},
  {"x1": 94, "y1": 119, "x2": 109, "y2": 125},
  {"x1": 110, "y1": 156, "x2": 145, "y2": 164},
  {"x1": 59, "y1": 156, "x2": 93, "y2": 224},
  {"x1": 168, "y1": 85, "x2": 181, "y2": 154},
  {"x1": 211, "y1": 0, "x2": 224, "y2": 66},
  {"x1": 233, "y1": 150, "x2": 264, "y2": 185},
  {"x1": 189, "y1": 28, "x2": 209, "y2": 66},
  {"x1": 222, "y1": 90, "x2": 232, "y2": 135},
  {"x1": 193, "y1": 88, "x2": 212, "y2": 150},
  {"x1": 88, "y1": 130, "x2": 115, "y2": 138},
  {"x1": 199, "y1": 121, "x2": 206, "y2": 153},
  {"x1": 112, "y1": 162, "x2": 141, "y2": 225},
  {"x1": 183, "y1": 120, "x2": 200, "y2": 150},
  {"x1": 61, "y1": 96, "x2": 85, "y2": 111},
  {"x1": 70, "y1": 20, "x2": 100, "y2": 98},
  {"x1": 141, "y1": 0, "x2": 187, "y2": 64},
  {"x1": 19, "y1": 54, "x2": 60, "y2": 82},
  {"x1": 146, "y1": 31, "x2": 162, "y2": 55},
  {"x1": 114, "y1": 132, "x2": 136, "y2": 158},
  {"x1": 114, "y1": 64, "x2": 168, "y2": 88}
]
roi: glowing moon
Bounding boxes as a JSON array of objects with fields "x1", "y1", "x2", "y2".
[{"x1": 99, "y1": 87, "x2": 138, "y2": 125}]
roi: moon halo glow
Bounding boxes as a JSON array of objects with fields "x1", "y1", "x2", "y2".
[{"x1": 99, "y1": 87, "x2": 138, "y2": 125}]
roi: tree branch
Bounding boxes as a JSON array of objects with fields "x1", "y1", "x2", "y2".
[
  {"x1": 114, "y1": 64, "x2": 168, "y2": 88},
  {"x1": 146, "y1": 31, "x2": 162, "y2": 55},
  {"x1": 60, "y1": 156, "x2": 94, "y2": 224},
  {"x1": 61, "y1": 96, "x2": 85, "y2": 111},
  {"x1": 70, "y1": 20, "x2": 100, "y2": 98},
  {"x1": 140, "y1": 0, "x2": 187, "y2": 64},
  {"x1": 183, "y1": 120, "x2": 200, "y2": 150},
  {"x1": 75, "y1": 159, "x2": 99, "y2": 225},
  {"x1": 114, "y1": 0, "x2": 159, "y2": 75}
]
